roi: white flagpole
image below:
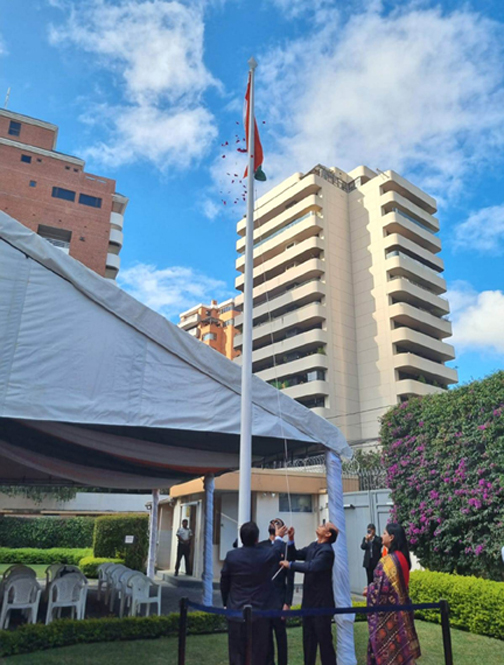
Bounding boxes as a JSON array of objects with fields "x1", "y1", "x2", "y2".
[{"x1": 237, "y1": 56, "x2": 258, "y2": 538}]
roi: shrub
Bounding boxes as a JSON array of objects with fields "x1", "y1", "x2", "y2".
[
  {"x1": 78, "y1": 556, "x2": 124, "y2": 579},
  {"x1": 410, "y1": 570, "x2": 504, "y2": 640},
  {"x1": 0, "y1": 612, "x2": 227, "y2": 658},
  {"x1": 381, "y1": 371, "x2": 504, "y2": 580},
  {"x1": 93, "y1": 514, "x2": 149, "y2": 572},
  {"x1": 0, "y1": 547, "x2": 92, "y2": 565},
  {"x1": 0, "y1": 516, "x2": 95, "y2": 549}
]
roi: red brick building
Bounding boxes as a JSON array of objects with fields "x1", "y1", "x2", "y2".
[{"x1": 0, "y1": 109, "x2": 127, "y2": 279}]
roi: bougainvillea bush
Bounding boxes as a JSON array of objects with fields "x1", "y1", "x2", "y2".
[{"x1": 381, "y1": 370, "x2": 504, "y2": 581}]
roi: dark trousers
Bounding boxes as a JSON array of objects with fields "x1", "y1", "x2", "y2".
[
  {"x1": 266, "y1": 617, "x2": 288, "y2": 665},
  {"x1": 302, "y1": 615, "x2": 337, "y2": 665},
  {"x1": 366, "y1": 566, "x2": 376, "y2": 586},
  {"x1": 227, "y1": 618, "x2": 270, "y2": 665},
  {"x1": 175, "y1": 542, "x2": 192, "y2": 575}
]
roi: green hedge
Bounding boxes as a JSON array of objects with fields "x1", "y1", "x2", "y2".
[
  {"x1": 0, "y1": 516, "x2": 95, "y2": 549},
  {"x1": 0, "y1": 547, "x2": 92, "y2": 566},
  {"x1": 410, "y1": 570, "x2": 504, "y2": 640},
  {"x1": 93, "y1": 514, "x2": 149, "y2": 572},
  {"x1": 0, "y1": 613, "x2": 227, "y2": 658},
  {"x1": 78, "y1": 556, "x2": 125, "y2": 579}
]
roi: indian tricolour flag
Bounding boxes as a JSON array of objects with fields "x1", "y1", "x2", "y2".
[{"x1": 244, "y1": 72, "x2": 266, "y2": 182}]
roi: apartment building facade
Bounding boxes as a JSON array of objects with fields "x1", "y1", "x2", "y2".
[
  {"x1": 0, "y1": 109, "x2": 127, "y2": 279},
  {"x1": 178, "y1": 298, "x2": 240, "y2": 360},
  {"x1": 233, "y1": 165, "x2": 458, "y2": 447}
]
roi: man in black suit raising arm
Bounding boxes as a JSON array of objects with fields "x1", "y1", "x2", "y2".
[
  {"x1": 279, "y1": 522, "x2": 338, "y2": 665},
  {"x1": 259, "y1": 519, "x2": 294, "y2": 665},
  {"x1": 221, "y1": 520, "x2": 287, "y2": 665}
]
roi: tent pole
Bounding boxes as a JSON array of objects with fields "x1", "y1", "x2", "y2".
[
  {"x1": 147, "y1": 488, "x2": 160, "y2": 579},
  {"x1": 326, "y1": 451, "x2": 357, "y2": 665},
  {"x1": 238, "y1": 56, "x2": 258, "y2": 535},
  {"x1": 202, "y1": 473, "x2": 215, "y2": 605}
]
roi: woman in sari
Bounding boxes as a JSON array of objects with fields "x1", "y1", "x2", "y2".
[{"x1": 365, "y1": 523, "x2": 421, "y2": 665}]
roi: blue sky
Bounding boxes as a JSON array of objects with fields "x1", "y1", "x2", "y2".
[{"x1": 0, "y1": 0, "x2": 503, "y2": 386}]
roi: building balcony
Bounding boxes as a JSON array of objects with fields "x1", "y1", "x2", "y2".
[
  {"x1": 244, "y1": 328, "x2": 327, "y2": 366},
  {"x1": 393, "y1": 353, "x2": 458, "y2": 386},
  {"x1": 236, "y1": 221, "x2": 323, "y2": 272},
  {"x1": 395, "y1": 379, "x2": 446, "y2": 398},
  {"x1": 109, "y1": 228, "x2": 124, "y2": 248},
  {"x1": 235, "y1": 303, "x2": 325, "y2": 349},
  {"x1": 391, "y1": 327, "x2": 455, "y2": 363},
  {"x1": 385, "y1": 254, "x2": 446, "y2": 295},
  {"x1": 178, "y1": 313, "x2": 201, "y2": 330},
  {"x1": 387, "y1": 277, "x2": 450, "y2": 317},
  {"x1": 236, "y1": 175, "x2": 321, "y2": 236},
  {"x1": 187, "y1": 327, "x2": 200, "y2": 338},
  {"x1": 281, "y1": 380, "x2": 330, "y2": 401},
  {"x1": 384, "y1": 234, "x2": 444, "y2": 273},
  {"x1": 380, "y1": 175, "x2": 437, "y2": 216},
  {"x1": 389, "y1": 302, "x2": 452, "y2": 339},
  {"x1": 236, "y1": 206, "x2": 323, "y2": 256},
  {"x1": 234, "y1": 279, "x2": 326, "y2": 328},
  {"x1": 105, "y1": 253, "x2": 121, "y2": 272},
  {"x1": 256, "y1": 353, "x2": 329, "y2": 383},
  {"x1": 235, "y1": 256, "x2": 325, "y2": 295},
  {"x1": 382, "y1": 211, "x2": 441, "y2": 254},
  {"x1": 110, "y1": 211, "x2": 124, "y2": 230}
]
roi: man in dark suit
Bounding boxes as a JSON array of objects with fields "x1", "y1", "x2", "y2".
[
  {"x1": 360, "y1": 523, "x2": 382, "y2": 586},
  {"x1": 221, "y1": 520, "x2": 287, "y2": 665},
  {"x1": 259, "y1": 519, "x2": 294, "y2": 665},
  {"x1": 279, "y1": 522, "x2": 338, "y2": 665}
]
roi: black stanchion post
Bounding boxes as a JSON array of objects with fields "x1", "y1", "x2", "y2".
[
  {"x1": 244, "y1": 605, "x2": 253, "y2": 665},
  {"x1": 440, "y1": 600, "x2": 453, "y2": 665},
  {"x1": 178, "y1": 597, "x2": 188, "y2": 665}
]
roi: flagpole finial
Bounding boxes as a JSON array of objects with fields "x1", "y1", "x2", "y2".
[{"x1": 248, "y1": 57, "x2": 258, "y2": 70}]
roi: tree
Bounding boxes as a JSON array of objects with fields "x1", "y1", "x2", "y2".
[{"x1": 381, "y1": 371, "x2": 504, "y2": 581}]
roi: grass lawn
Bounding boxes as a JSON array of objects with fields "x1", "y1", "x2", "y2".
[
  {"x1": 0, "y1": 564, "x2": 47, "y2": 578},
  {"x1": 2, "y1": 621, "x2": 501, "y2": 664}
]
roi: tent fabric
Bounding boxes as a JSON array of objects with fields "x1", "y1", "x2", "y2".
[{"x1": 0, "y1": 213, "x2": 351, "y2": 489}]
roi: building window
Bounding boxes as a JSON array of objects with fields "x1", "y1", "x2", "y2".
[
  {"x1": 37, "y1": 158, "x2": 42, "y2": 163},
  {"x1": 29, "y1": 181, "x2": 37, "y2": 188},
  {"x1": 202, "y1": 333, "x2": 217, "y2": 342},
  {"x1": 223, "y1": 319, "x2": 235, "y2": 327},
  {"x1": 65, "y1": 166, "x2": 70, "y2": 170},
  {"x1": 37, "y1": 225, "x2": 72, "y2": 254},
  {"x1": 219, "y1": 305, "x2": 235, "y2": 314},
  {"x1": 20, "y1": 154, "x2": 32, "y2": 164},
  {"x1": 279, "y1": 493, "x2": 312, "y2": 513},
  {"x1": 78, "y1": 193, "x2": 102, "y2": 208},
  {"x1": 52, "y1": 186, "x2": 76, "y2": 202},
  {"x1": 8, "y1": 121, "x2": 21, "y2": 137}
]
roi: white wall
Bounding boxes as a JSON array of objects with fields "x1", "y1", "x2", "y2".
[{"x1": 0, "y1": 491, "x2": 169, "y2": 514}]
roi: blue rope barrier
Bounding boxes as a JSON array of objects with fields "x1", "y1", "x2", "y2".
[{"x1": 186, "y1": 600, "x2": 441, "y2": 619}]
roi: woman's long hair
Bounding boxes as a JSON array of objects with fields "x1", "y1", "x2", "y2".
[{"x1": 386, "y1": 523, "x2": 412, "y2": 570}]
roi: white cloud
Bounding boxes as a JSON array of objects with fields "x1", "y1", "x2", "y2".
[
  {"x1": 447, "y1": 281, "x2": 504, "y2": 355},
  {"x1": 49, "y1": 0, "x2": 218, "y2": 171},
  {"x1": 259, "y1": 5, "x2": 504, "y2": 196},
  {"x1": 453, "y1": 204, "x2": 504, "y2": 255},
  {"x1": 117, "y1": 262, "x2": 230, "y2": 320}
]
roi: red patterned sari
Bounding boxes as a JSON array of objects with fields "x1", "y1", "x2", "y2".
[{"x1": 366, "y1": 552, "x2": 421, "y2": 665}]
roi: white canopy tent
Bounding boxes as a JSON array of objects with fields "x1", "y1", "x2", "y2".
[{"x1": 0, "y1": 213, "x2": 356, "y2": 663}]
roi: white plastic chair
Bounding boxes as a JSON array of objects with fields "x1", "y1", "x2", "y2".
[
  {"x1": 45, "y1": 573, "x2": 88, "y2": 624},
  {"x1": 0, "y1": 567, "x2": 37, "y2": 602},
  {"x1": 128, "y1": 574, "x2": 161, "y2": 617},
  {"x1": 108, "y1": 565, "x2": 131, "y2": 611},
  {"x1": 118, "y1": 570, "x2": 142, "y2": 618},
  {"x1": 2, "y1": 565, "x2": 36, "y2": 580},
  {"x1": 97, "y1": 563, "x2": 116, "y2": 602},
  {"x1": 103, "y1": 564, "x2": 127, "y2": 606},
  {"x1": 0, "y1": 576, "x2": 41, "y2": 629}
]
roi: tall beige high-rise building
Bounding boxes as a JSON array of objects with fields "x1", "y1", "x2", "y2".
[{"x1": 233, "y1": 164, "x2": 458, "y2": 447}]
